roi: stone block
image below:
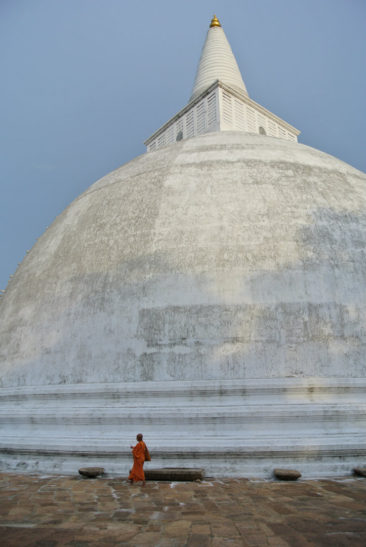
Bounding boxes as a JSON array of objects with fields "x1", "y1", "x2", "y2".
[
  {"x1": 273, "y1": 468, "x2": 301, "y2": 481},
  {"x1": 78, "y1": 467, "x2": 105, "y2": 478},
  {"x1": 144, "y1": 468, "x2": 204, "y2": 481},
  {"x1": 353, "y1": 467, "x2": 366, "y2": 477}
]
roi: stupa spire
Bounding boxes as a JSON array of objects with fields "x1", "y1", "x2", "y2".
[
  {"x1": 145, "y1": 15, "x2": 299, "y2": 152},
  {"x1": 190, "y1": 15, "x2": 248, "y2": 101}
]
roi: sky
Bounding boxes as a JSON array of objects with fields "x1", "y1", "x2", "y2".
[{"x1": 1, "y1": 0, "x2": 365, "y2": 291}]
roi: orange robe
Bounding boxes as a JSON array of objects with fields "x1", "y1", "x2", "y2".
[{"x1": 128, "y1": 441, "x2": 146, "y2": 482}]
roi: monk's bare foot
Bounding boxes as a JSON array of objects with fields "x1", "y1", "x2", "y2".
[{"x1": 142, "y1": 481, "x2": 146, "y2": 486}]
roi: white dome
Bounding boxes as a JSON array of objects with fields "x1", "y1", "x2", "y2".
[
  {"x1": 1, "y1": 132, "x2": 365, "y2": 387},
  {"x1": 1, "y1": 132, "x2": 365, "y2": 477}
]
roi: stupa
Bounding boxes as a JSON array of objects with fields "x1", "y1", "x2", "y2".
[{"x1": 0, "y1": 16, "x2": 365, "y2": 477}]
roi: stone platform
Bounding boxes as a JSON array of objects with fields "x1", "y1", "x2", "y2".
[{"x1": 0, "y1": 472, "x2": 365, "y2": 546}]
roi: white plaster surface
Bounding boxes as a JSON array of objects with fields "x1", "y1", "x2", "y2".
[{"x1": 0, "y1": 132, "x2": 365, "y2": 476}]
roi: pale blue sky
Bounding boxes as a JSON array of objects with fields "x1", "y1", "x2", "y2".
[{"x1": 1, "y1": 0, "x2": 365, "y2": 290}]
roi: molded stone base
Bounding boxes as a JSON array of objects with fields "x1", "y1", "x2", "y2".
[{"x1": 0, "y1": 378, "x2": 365, "y2": 478}]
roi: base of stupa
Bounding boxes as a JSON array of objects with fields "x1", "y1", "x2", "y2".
[{"x1": 1, "y1": 378, "x2": 365, "y2": 478}]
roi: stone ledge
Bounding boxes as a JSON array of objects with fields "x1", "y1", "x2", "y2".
[{"x1": 144, "y1": 468, "x2": 204, "y2": 481}]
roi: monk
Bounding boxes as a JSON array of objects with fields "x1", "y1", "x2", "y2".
[{"x1": 128, "y1": 433, "x2": 147, "y2": 485}]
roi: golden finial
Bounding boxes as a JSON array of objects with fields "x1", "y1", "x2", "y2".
[{"x1": 210, "y1": 14, "x2": 221, "y2": 28}]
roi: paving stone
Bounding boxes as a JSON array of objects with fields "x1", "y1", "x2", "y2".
[
  {"x1": 187, "y1": 534, "x2": 211, "y2": 546},
  {"x1": 267, "y1": 538, "x2": 290, "y2": 546},
  {"x1": 244, "y1": 534, "x2": 271, "y2": 546},
  {"x1": 130, "y1": 531, "x2": 162, "y2": 544},
  {"x1": 159, "y1": 539, "x2": 187, "y2": 547},
  {"x1": 191, "y1": 523, "x2": 211, "y2": 535},
  {"x1": 164, "y1": 519, "x2": 192, "y2": 536},
  {"x1": 212, "y1": 539, "x2": 247, "y2": 546},
  {"x1": 211, "y1": 523, "x2": 240, "y2": 537},
  {"x1": 0, "y1": 473, "x2": 366, "y2": 545}
]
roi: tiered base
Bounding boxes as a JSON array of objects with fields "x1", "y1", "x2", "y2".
[{"x1": 0, "y1": 378, "x2": 365, "y2": 478}]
